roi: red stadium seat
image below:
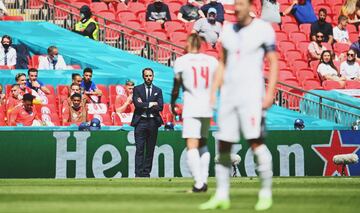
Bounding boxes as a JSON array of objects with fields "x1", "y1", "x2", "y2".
[
  {"x1": 276, "y1": 31, "x2": 289, "y2": 42},
  {"x1": 0, "y1": 65, "x2": 15, "y2": 70},
  {"x1": 164, "y1": 21, "x2": 185, "y2": 34},
  {"x1": 167, "y1": 2, "x2": 182, "y2": 13},
  {"x1": 279, "y1": 70, "x2": 296, "y2": 81},
  {"x1": 116, "y1": 11, "x2": 137, "y2": 23},
  {"x1": 97, "y1": 10, "x2": 116, "y2": 26},
  {"x1": 88, "y1": 113, "x2": 112, "y2": 125},
  {"x1": 0, "y1": 110, "x2": 5, "y2": 126},
  {"x1": 123, "y1": 20, "x2": 143, "y2": 34},
  {"x1": 303, "y1": 79, "x2": 322, "y2": 90},
  {"x1": 345, "y1": 81, "x2": 360, "y2": 89},
  {"x1": 299, "y1": 24, "x2": 311, "y2": 39},
  {"x1": 144, "y1": 21, "x2": 164, "y2": 33},
  {"x1": 291, "y1": 60, "x2": 308, "y2": 72},
  {"x1": 289, "y1": 31, "x2": 307, "y2": 42},
  {"x1": 112, "y1": 2, "x2": 128, "y2": 13},
  {"x1": 278, "y1": 41, "x2": 296, "y2": 54},
  {"x1": 87, "y1": 103, "x2": 108, "y2": 115},
  {"x1": 28, "y1": 0, "x2": 45, "y2": 9},
  {"x1": 283, "y1": 79, "x2": 300, "y2": 88},
  {"x1": 2, "y1": 16, "x2": 24, "y2": 21},
  {"x1": 312, "y1": 0, "x2": 325, "y2": 6},
  {"x1": 297, "y1": 71, "x2": 315, "y2": 83},
  {"x1": 127, "y1": 1, "x2": 146, "y2": 12},
  {"x1": 31, "y1": 55, "x2": 44, "y2": 69},
  {"x1": 282, "y1": 23, "x2": 299, "y2": 34},
  {"x1": 333, "y1": 43, "x2": 350, "y2": 54},
  {"x1": 349, "y1": 32, "x2": 358, "y2": 43},
  {"x1": 57, "y1": 85, "x2": 68, "y2": 96},
  {"x1": 125, "y1": 33, "x2": 146, "y2": 51},
  {"x1": 109, "y1": 85, "x2": 125, "y2": 97},
  {"x1": 41, "y1": 113, "x2": 61, "y2": 126},
  {"x1": 97, "y1": 84, "x2": 109, "y2": 99},
  {"x1": 169, "y1": 31, "x2": 187, "y2": 43},
  {"x1": 148, "y1": 31, "x2": 168, "y2": 44},
  {"x1": 45, "y1": 85, "x2": 55, "y2": 95},
  {"x1": 296, "y1": 41, "x2": 310, "y2": 53},
  {"x1": 204, "y1": 49, "x2": 219, "y2": 59},
  {"x1": 224, "y1": 13, "x2": 237, "y2": 23},
  {"x1": 35, "y1": 104, "x2": 58, "y2": 115},
  {"x1": 322, "y1": 80, "x2": 343, "y2": 90},
  {"x1": 272, "y1": 23, "x2": 281, "y2": 31},
  {"x1": 105, "y1": 23, "x2": 122, "y2": 40},
  {"x1": 314, "y1": 4, "x2": 333, "y2": 15},
  {"x1": 90, "y1": 2, "x2": 109, "y2": 13},
  {"x1": 281, "y1": 15, "x2": 297, "y2": 24},
  {"x1": 347, "y1": 24, "x2": 357, "y2": 34},
  {"x1": 285, "y1": 50, "x2": 303, "y2": 63}
]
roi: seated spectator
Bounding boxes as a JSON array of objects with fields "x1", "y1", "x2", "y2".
[
  {"x1": 0, "y1": 84, "x2": 4, "y2": 106},
  {"x1": 178, "y1": 0, "x2": 205, "y2": 23},
  {"x1": 340, "y1": 0, "x2": 360, "y2": 25},
  {"x1": 350, "y1": 32, "x2": 360, "y2": 60},
  {"x1": 192, "y1": 8, "x2": 222, "y2": 46},
  {"x1": 340, "y1": 49, "x2": 360, "y2": 81},
  {"x1": 0, "y1": 35, "x2": 17, "y2": 67},
  {"x1": 8, "y1": 94, "x2": 42, "y2": 126},
  {"x1": 260, "y1": 0, "x2": 281, "y2": 24},
  {"x1": 333, "y1": 15, "x2": 352, "y2": 45},
  {"x1": 5, "y1": 84, "x2": 22, "y2": 115},
  {"x1": 62, "y1": 93, "x2": 87, "y2": 125},
  {"x1": 74, "y1": 6, "x2": 99, "y2": 41},
  {"x1": 146, "y1": 0, "x2": 171, "y2": 23},
  {"x1": 201, "y1": 0, "x2": 225, "y2": 23},
  {"x1": 61, "y1": 73, "x2": 83, "y2": 96},
  {"x1": 115, "y1": 80, "x2": 135, "y2": 114},
  {"x1": 38, "y1": 46, "x2": 67, "y2": 70},
  {"x1": 15, "y1": 73, "x2": 31, "y2": 96},
  {"x1": 62, "y1": 83, "x2": 87, "y2": 110},
  {"x1": 308, "y1": 32, "x2": 327, "y2": 63},
  {"x1": 80, "y1": 68, "x2": 102, "y2": 103},
  {"x1": 310, "y1": 8, "x2": 333, "y2": 44},
  {"x1": 26, "y1": 68, "x2": 50, "y2": 95},
  {"x1": 282, "y1": 0, "x2": 317, "y2": 24},
  {"x1": 0, "y1": 0, "x2": 9, "y2": 18},
  {"x1": 317, "y1": 50, "x2": 346, "y2": 88}
]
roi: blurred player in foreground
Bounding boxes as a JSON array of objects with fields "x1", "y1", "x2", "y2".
[
  {"x1": 199, "y1": 0, "x2": 278, "y2": 210},
  {"x1": 171, "y1": 33, "x2": 218, "y2": 193}
]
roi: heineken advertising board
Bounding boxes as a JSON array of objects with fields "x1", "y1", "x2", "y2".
[{"x1": 0, "y1": 130, "x2": 359, "y2": 178}]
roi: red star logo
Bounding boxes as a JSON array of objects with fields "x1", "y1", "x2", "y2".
[{"x1": 312, "y1": 131, "x2": 360, "y2": 176}]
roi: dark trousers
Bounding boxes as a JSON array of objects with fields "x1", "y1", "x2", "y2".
[{"x1": 134, "y1": 117, "x2": 158, "y2": 177}]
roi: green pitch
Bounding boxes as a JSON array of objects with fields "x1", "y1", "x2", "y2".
[{"x1": 0, "y1": 177, "x2": 359, "y2": 213}]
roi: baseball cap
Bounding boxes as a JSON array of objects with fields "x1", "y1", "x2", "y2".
[
  {"x1": 208, "y1": 8, "x2": 217, "y2": 14},
  {"x1": 89, "y1": 118, "x2": 101, "y2": 131}
]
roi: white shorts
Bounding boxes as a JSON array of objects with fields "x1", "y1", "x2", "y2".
[
  {"x1": 182, "y1": 117, "x2": 211, "y2": 139},
  {"x1": 216, "y1": 101, "x2": 265, "y2": 143}
]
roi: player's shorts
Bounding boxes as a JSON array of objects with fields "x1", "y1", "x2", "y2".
[
  {"x1": 216, "y1": 101, "x2": 265, "y2": 143},
  {"x1": 182, "y1": 117, "x2": 211, "y2": 139}
]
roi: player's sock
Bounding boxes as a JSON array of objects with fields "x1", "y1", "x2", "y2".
[
  {"x1": 253, "y1": 144, "x2": 273, "y2": 199},
  {"x1": 187, "y1": 148, "x2": 203, "y2": 189},
  {"x1": 199, "y1": 146, "x2": 210, "y2": 185},
  {"x1": 214, "y1": 153, "x2": 231, "y2": 200}
]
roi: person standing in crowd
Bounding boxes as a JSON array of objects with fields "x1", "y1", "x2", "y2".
[
  {"x1": 0, "y1": 35, "x2": 17, "y2": 67},
  {"x1": 310, "y1": 8, "x2": 333, "y2": 44},
  {"x1": 131, "y1": 68, "x2": 163, "y2": 177},
  {"x1": 333, "y1": 15, "x2": 352, "y2": 45},
  {"x1": 178, "y1": 0, "x2": 205, "y2": 23},
  {"x1": 282, "y1": 0, "x2": 317, "y2": 24},
  {"x1": 74, "y1": 5, "x2": 99, "y2": 40},
  {"x1": 308, "y1": 32, "x2": 327, "y2": 63},
  {"x1": 26, "y1": 68, "x2": 50, "y2": 95},
  {"x1": 80, "y1": 68, "x2": 103, "y2": 103},
  {"x1": 340, "y1": 49, "x2": 360, "y2": 81},
  {"x1": 260, "y1": 0, "x2": 281, "y2": 24},
  {"x1": 146, "y1": 0, "x2": 171, "y2": 23},
  {"x1": 192, "y1": 8, "x2": 222, "y2": 46},
  {"x1": 62, "y1": 93, "x2": 88, "y2": 125},
  {"x1": 317, "y1": 50, "x2": 346, "y2": 87},
  {"x1": 201, "y1": 0, "x2": 225, "y2": 23},
  {"x1": 38, "y1": 46, "x2": 67, "y2": 70},
  {"x1": 200, "y1": 0, "x2": 277, "y2": 210},
  {"x1": 171, "y1": 33, "x2": 218, "y2": 193}
]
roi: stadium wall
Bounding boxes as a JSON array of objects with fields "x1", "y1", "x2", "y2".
[{"x1": 0, "y1": 130, "x2": 359, "y2": 178}]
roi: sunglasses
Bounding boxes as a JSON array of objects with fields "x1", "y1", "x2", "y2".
[
  {"x1": 316, "y1": 35, "x2": 324, "y2": 38},
  {"x1": 347, "y1": 53, "x2": 355, "y2": 56}
]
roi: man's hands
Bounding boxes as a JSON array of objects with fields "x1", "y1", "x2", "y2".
[
  {"x1": 126, "y1": 94, "x2": 133, "y2": 104},
  {"x1": 31, "y1": 81, "x2": 40, "y2": 88},
  {"x1": 149, "y1": 102, "x2": 158, "y2": 108}
]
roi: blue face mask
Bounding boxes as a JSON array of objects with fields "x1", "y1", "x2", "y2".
[{"x1": 52, "y1": 55, "x2": 58, "y2": 64}]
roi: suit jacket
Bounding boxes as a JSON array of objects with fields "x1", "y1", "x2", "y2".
[{"x1": 131, "y1": 83, "x2": 164, "y2": 127}]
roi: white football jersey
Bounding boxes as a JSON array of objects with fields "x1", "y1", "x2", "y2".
[
  {"x1": 219, "y1": 18, "x2": 276, "y2": 104},
  {"x1": 174, "y1": 53, "x2": 218, "y2": 118}
]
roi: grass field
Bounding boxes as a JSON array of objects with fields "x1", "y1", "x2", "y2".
[{"x1": 0, "y1": 177, "x2": 359, "y2": 213}]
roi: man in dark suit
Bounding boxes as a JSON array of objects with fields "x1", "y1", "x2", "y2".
[{"x1": 131, "y1": 68, "x2": 164, "y2": 177}]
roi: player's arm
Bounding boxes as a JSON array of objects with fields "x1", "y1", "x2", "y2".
[
  {"x1": 40, "y1": 85, "x2": 51, "y2": 95},
  {"x1": 210, "y1": 48, "x2": 227, "y2": 108},
  {"x1": 170, "y1": 73, "x2": 182, "y2": 115},
  {"x1": 263, "y1": 51, "x2": 279, "y2": 109},
  {"x1": 132, "y1": 87, "x2": 149, "y2": 109}
]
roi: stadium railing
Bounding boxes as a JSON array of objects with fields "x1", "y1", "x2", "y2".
[
  {"x1": 5, "y1": 0, "x2": 185, "y2": 66},
  {"x1": 274, "y1": 80, "x2": 360, "y2": 127}
]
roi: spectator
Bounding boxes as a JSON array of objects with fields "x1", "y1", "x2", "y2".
[
  {"x1": 62, "y1": 93, "x2": 87, "y2": 125},
  {"x1": 0, "y1": 0, "x2": 9, "y2": 18},
  {"x1": 317, "y1": 50, "x2": 346, "y2": 88},
  {"x1": 115, "y1": 79, "x2": 135, "y2": 114},
  {"x1": 0, "y1": 84, "x2": 4, "y2": 106},
  {"x1": 308, "y1": 32, "x2": 327, "y2": 63},
  {"x1": 333, "y1": 15, "x2": 352, "y2": 45},
  {"x1": 8, "y1": 94, "x2": 42, "y2": 126},
  {"x1": 5, "y1": 84, "x2": 22, "y2": 115},
  {"x1": 282, "y1": 0, "x2": 317, "y2": 24},
  {"x1": 340, "y1": 49, "x2": 360, "y2": 81},
  {"x1": 74, "y1": 5, "x2": 99, "y2": 40},
  {"x1": 80, "y1": 68, "x2": 102, "y2": 103},
  {"x1": 62, "y1": 83, "x2": 87, "y2": 110},
  {"x1": 61, "y1": 73, "x2": 83, "y2": 97},
  {"x1": 38, "y1": 46, "x2": 67, "y2": 70},
  {"x1": 15, "y1": 73, "x2": 31, "y2": 96},
  {"x1": 310, "y1": 8, "x2": 333, "y2": 44},
  {"x1": 146, "y1": 0, "x2": 171, "y2": 23},
  {"x1": 26, "y1": 68, "x2": 50, "y2": 95},
  {"x1": 260, "y1": 0, "x2": 281, "y2": 24},
  {"x1": 350, "y1": 32, "x2": 360, "y2": 60},
  {"x1": 340, "y1": 0, "x2": 360, "y2": 25},
  {"x1": 178, "y1": 0, "x2": 205, "y2": 23},
  {"x1": 201, "y1": 0, "x2": 225, "y2": 23},
  {"x1": 192, "y1": 8, "x2": 222, "y2": 46},
  {"x1": 0, "y1": 35, "x2": 17, "y2": 67}
]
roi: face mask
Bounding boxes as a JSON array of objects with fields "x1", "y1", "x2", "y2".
[
  {"x1": 80, "y1": 13, "x2": 85, "y2": 19},
  {"x1": 52, "y1": 55, "x2": 58, "y2": 64},
  {"x1": 2, "y1": 43, "x2": 10, "y2": 50}
]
